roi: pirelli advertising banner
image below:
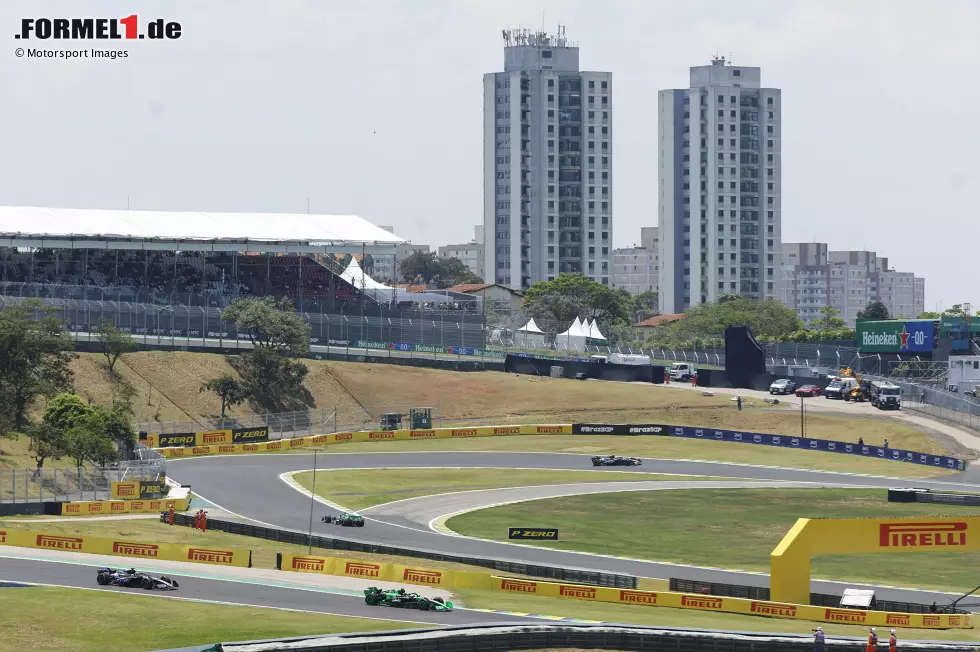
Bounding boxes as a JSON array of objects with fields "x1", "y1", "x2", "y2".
[
  {"x1": 279, "y1": 553, "x2": 493, "y2": 590},
  {"x1": 62, "y1": 498, "x2": 190, "y2": 515},
  {"x1": 771, "y1": 516, "x2": 980, "y2": 606},
  {"x1": 110, "y1": 481, "x2": 168, "y2": 500},
  {"x1": 490, "y1": 577, "x2": 972, "y2": 629},
  {"x1": 0, "y1": 527, "x2": 251, "y2": 568}
]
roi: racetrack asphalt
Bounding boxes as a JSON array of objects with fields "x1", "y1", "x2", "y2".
[
  {"x1": 169, "y1": 451, "x2": 980, "y2": 609},
  {"x1": 0, "y1": 555, "x2": 537, "y2": 626}
]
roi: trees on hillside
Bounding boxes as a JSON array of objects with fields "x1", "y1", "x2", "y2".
[
  {"x1": 218, "y1": 297, "x2": 312, "y2": 411},
  {"x1": 37, "y1": 393, "x2": 135, "y2": 470},
  {"x1": 94, "y1": 321, "x2": 137, "y2": 375},
  {"x1": 0, "y1": 300, "x2": 75, "y2": 434},
  {"x1": 398, "y1": 251, "x2": 481, "y2": 288},
  {"x1": 200, "y1": 374, "x2": 249, "y2": 418}
]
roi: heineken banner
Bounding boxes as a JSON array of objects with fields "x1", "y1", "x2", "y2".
[{"x1": 856, "y1": 320, "x2": 934, "y2": 354}]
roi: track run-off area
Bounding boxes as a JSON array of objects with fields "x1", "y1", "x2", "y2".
[{"x1": 6, "y1": 429, "x2": 980, "y2": 630}]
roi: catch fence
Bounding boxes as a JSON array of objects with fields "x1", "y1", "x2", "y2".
[{"x1": 0, "y1": 457, "x2": 166, "y2": 504}]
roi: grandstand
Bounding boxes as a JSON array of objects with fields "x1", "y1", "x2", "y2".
[{"x1": 0, "y1": 206, "x2": 493, "y2": 349}]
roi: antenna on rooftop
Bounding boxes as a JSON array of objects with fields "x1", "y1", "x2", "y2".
[
  {"x1": 307, "y1": 197, "x2": 310, "y2": 214},
  {"x1": 126, "y1": 195, "x2": 130, "y2": 210}
]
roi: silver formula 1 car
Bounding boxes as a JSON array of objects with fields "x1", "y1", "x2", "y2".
[
  {"x1": 96, "y1": 567, "x2": 179, "y2": 590},
  {"x1": 591, "y1": 455, "x2": 642, "y2": 466}
]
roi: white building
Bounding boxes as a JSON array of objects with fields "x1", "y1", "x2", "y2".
[
  {"x1": 438, "y1": 226, "x2": 484, "y2": 279},
  {"x1": 613, "y1": 226, "x2": 659, "y2": 295},
  {"x1": 781, "y1": 243, "x2": 925, "y2": 327},
  {"x1": 483, "y1": 27, "x2": 612, "y2": 291},
  {"x1": 658, "y1": 57, "x2": 782, "y2": 314}
]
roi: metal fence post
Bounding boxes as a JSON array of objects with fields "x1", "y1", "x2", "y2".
[{"x1": 24, "y1": 469, "x2": 28, "y2": 503}]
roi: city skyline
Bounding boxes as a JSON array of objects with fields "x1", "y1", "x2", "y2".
[{"x1": 2, "y1": 0, "x2": 977, "y2": 309}]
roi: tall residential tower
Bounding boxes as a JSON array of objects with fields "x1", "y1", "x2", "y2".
[
  {"x1": 658, "y1": 57, "x2": 781, "y2": 313},
  {"x1": 483, "y1": 28, "x2": 612, "y2": 290}
]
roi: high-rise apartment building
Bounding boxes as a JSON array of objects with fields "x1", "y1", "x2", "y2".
[
  {"x1": 483, "y1": 28, "x2": 612, "y2": 291},
  {"x1": 438, "y1": 225, "x2": 485, "y2": 279},
  {"x1": 613, "y1": 226, "x2": 659, "y2": 295},
  {"x1": 658, "y1": 57, "x2": 782, "y2": 314},
  {"x1": 781, "y1": 243, "x2": 925, "y2": 327}
]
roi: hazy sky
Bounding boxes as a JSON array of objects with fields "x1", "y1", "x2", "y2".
[{"x1": 1, "y1": 0, "x2": 977, "y2": 311}]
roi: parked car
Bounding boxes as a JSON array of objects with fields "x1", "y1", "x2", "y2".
[
  {"x1": 769, "y1": 379, "x2": 796, "y2": 395},
  {"x1": 794, "y1": 385, "x2": 822, "y2": 397}
]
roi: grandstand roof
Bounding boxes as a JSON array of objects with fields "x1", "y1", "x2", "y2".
[{"x1": 0, "y1": 206, "x2": 405, "y2": 254}]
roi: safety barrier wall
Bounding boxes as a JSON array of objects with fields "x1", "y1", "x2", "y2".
[
  {"x1": 211, "y1": 624, "x2": 980, "y2": 652},
  {"x1": 279, "y1": 553, "x2": 492, "y2": 590},
  {"x1": 490, "y1": 577, "x2": 972, "y2": 629},
  {"x1": 571, "y1": 423, "x2": 966, "y2": 471},
  {"x1": 0, "y1": 526, "x2": 251, "y2": 568},
  {"x1": 109, "y1": 480, "x2": 169, "y2": 500},
  {"x1": 889, "y1": 489, "x2": 980, "y2": 507},
  {"x1": 668, "y1": 578, "x2": 970, "y2": 616},
  {"x1": 143, "y1": 426, "x2": 270, "y2": 449},
  {"x1": 61, "y1": 497, "x2": 189, "y2": 516},
  {"x1": 154, "y1": 424, "x2": 572, "y2": 458},
  {"x1": 162, "y1": 512, "x2": 637, "y2": 588}
]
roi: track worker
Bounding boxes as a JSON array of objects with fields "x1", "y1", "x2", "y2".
[
  {"x1": 866, "y1": 627, "x2": 878, "y2": 652},
  {"x1": 812, "y1": 627, "x2": 825, "y2": 652},
  {"x1": 889, "y1": 630, "x2": 897, "y2": 652}
]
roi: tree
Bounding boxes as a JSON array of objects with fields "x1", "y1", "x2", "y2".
[
  {"x1": 42, "y1": 393, "x2": 93, "y2": 434},
  {"x1": 917, "y1": 311, "x2": 941, "y2": 319},
  {"x1": 222, "y1": 297, "x2": 311, "y2": 356},
  {"x1": 94, "y1": 321, "x2": 136, "y2": 375},
  {"x1": 0, "y1": 300, "x2": 75, "y2": 432},
  {"x1": 201, "y1": 374, "x2": 249, "y2": 417},
  {"x1": 398, "y1": 251, "x2": 481, "y2": 288},
  {"x1": 236, "y1": 347, "x2": 309, "y2": 411},
  {"x1": 813, "y1": 305, "x2": 846, "y2": 330},
  {"x1": 857, "y1": 301, "x2": 890, "y2": 320},
  {"x1": 524, "y1": 274, "x2": 630, "y2": 333},
  {"x1": 27, "y1": 421, "x2": 67, "y2": 475},
  {"x1": 944, "y1": 304, "x2": 966, "y2": 316},
  {"x1": 61, "y1": 405, "x2": 132, "y2": 468},
  {"x1": 629, "y1": 290, "x2": 660, "y2": 324}
]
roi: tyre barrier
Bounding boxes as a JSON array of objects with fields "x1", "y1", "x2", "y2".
[
  {"x1": 202, "y1": 623, "x2": 980, "y2": 652},
  {"x1": 162, "y1": 512, "x2": 637, "y2": 588}
]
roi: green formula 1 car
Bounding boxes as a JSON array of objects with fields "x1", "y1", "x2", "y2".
[
  {"x1": 322, "y1": 512, "x2": 364, "y2": 527},
  {"x1": 363, "y1": 587, "x2": 453, "y2": 611}
]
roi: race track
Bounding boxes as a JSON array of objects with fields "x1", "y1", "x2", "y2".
[
  {"x1": 0, "y1": 555, "x2": 538, "y2": 626},
  {"x1": 169, "y1": 451, "x2": 980, "y2": 608}
]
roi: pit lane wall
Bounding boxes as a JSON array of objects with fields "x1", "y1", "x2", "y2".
[
  {"x1": 491, "y1": 577, "x2": 972, "y2": 630},
  {"x1": 151, "y1": 422, "x2": 965, "y2": 471},
  {"x1": 0, "y1": 526, "x2": 251, "y2": 567},
  {"x1": 280, "y1": 553, "x2": 492, "y2": 590}
]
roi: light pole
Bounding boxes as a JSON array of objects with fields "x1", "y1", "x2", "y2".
[
  {"x1": 800, "y1": 394, "x2": 805, "y2": 439},
  {"x1": 307, "y1": 448, "x2": 322, "y2": 553}
]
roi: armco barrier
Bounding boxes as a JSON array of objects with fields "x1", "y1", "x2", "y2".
[
  {"x1": 490, "y1": 577, "x2": 972, "y2": 629},
  {"x1": 162, "y1": 512, "x2": 636, "y2": 588},
  {"x1": 209, "y1": 624, "x2": 980, "y2": 652},
  {"x1": 61, "y1": 497, "x2": 189, "y2": 516},
  {"x1": 572, "y1": 423, "x2": 966, "y2": 470},
  {"x1": 279, "y1": 553, "x2": 493, "y2": 590},
  {"x1": 0, "y1": 526, "x2": 252, "y2": 567}
]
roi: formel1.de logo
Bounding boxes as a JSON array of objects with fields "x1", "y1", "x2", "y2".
[{"x1": 15, "y1": 16, "x2": 182, "y2": 40}]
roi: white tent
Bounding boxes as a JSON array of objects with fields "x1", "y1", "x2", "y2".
[
  {"x1": 556, "y1": 317, "x2": 587, "y2": 352},
  {"x1": 341, "y1": 257, "x2": 452, "y2": 304},
  {"x1": 342, "y1": 257, "x2": 390, "y2": 291},
  {"x1": 515, "y1": 317, "x2": 547, "y2": 350},
  {"x1": 585, "y1": 318, "x2": 607, "y2": 341}
]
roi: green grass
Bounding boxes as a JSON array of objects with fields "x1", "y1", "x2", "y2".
[
  {"x1": 457, "y1": 589, "x2": 980, "y2": 641},
  {"x1": 0, "y1": 585, "x2": 415, "y2": 652},
  {"x1": 297, "y1": 435, "x2": 957, "y2": 478},
  {"x1": 291, "y1": 468, "x2": 717, "y2": 510},
  {"x1": 447, "y1": 488, "x2": 980, "y2": 592}
]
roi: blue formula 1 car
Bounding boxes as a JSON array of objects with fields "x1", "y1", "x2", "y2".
[{"x1": 96, "y1": 567, "x2": 179, "y2": 590}]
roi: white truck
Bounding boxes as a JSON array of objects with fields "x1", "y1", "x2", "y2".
[
  {"x1": 869, "y1": 380, "x2": 902, "y2": 410},
  {"x1": 668, "y1": 362, "x2": 696, "y2": 381}
]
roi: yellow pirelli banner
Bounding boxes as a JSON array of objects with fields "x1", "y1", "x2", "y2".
[
  {"x1": 156, "y1": 424, "x2": 574, "y2": 458},
  {"x1": 771, "y1": 516, "x2": 980, "y2": 605},
  {"x1": 279, "y1": 553, "x2": 492, "y2": 590},
  {"x1": 0, "y1": 527, "x2": 251, "y2": 568},
  {"x1": 489, "y1": 577, "x2": 972, "y2": 629},
  {"x1": 61, "y1": 497, "x2": 190, "y2": 515}
]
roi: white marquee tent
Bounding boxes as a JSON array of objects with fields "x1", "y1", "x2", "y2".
[
  {"x1": 556, "y1": 316, "x2": 588, "y2": 352},
  {"x1": 585, "y1": 318, "x2": 607, "y2": 342},
  {"x1": 515, "y1": 317, "x2": 547, "y2": 349},
  {"x1": 342, "y1": 257, "x2": 453, "y2": 305}
]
